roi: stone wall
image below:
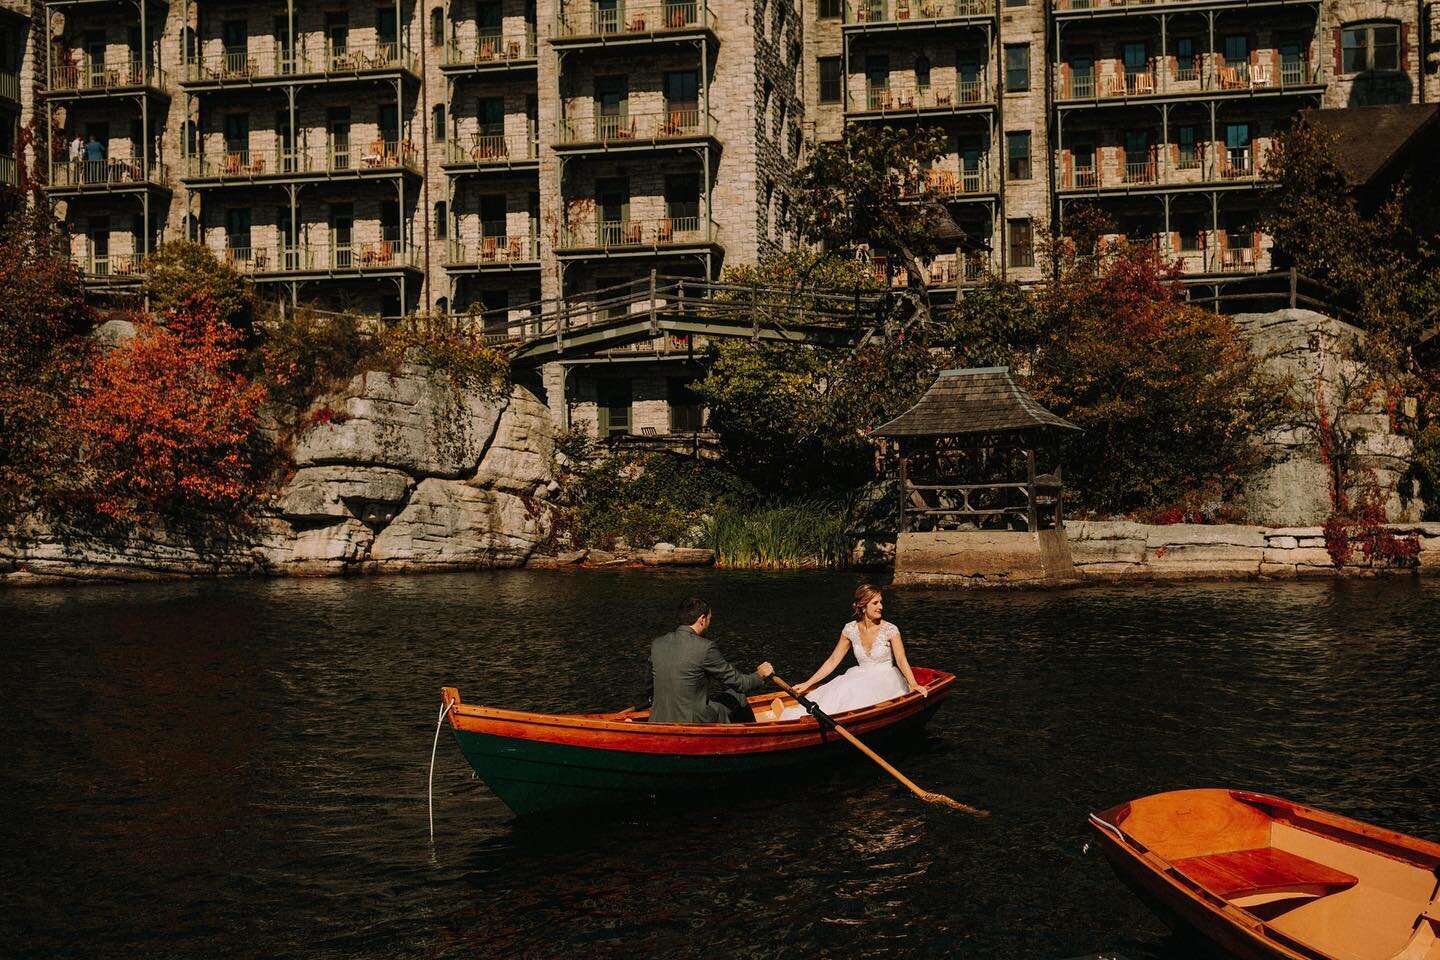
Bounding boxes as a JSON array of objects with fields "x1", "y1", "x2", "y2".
[
  {"x1": 0, "y1": 365, "x2": 557, "y2": 584},
  {"x1": 1068, "y1": 520, "x2": 1440, "y2": 580}
]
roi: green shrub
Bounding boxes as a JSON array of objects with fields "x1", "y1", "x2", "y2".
[
  {"x1": 252, "y1": 305, "x2": 384, "y2": 414},
  {"x1": 141, "y1": 242, "x2": 254, "y2": 324}
]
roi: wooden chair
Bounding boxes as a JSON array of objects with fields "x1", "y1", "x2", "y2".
[
  {"x1": 658, "y1": 218, "x2": 674, "y2": 242},
  {"x1": 628, "y1": 14, "x2": 647, "y2": 30},
  {"x1": 250, "y1": 155, "x2": 266, "y2": 174},
  {"x1": 1250, "y1": 63, "x2": 1271, "y2": 87},
  {"x1": 614, "y1": 118, "x2": 637, "y2": 139},
  {"x1": 361, "y1": 139, "x2": 385, "y2": 167},
  {"x1": 624, "y1": 223, "x2": 643, "y2": 245},
  {"x1": 507, "y1": 238, "x2": 524, "y2": 260},
  {"x1": 376, "y1": 241, "x2": 394, "y2": 264},
  {"x1": 223, "y1": 153, "x2": 243, "y2": 176},
  {"x1": 253, "y1": 249, "x2": 268, "y2": 270},
  {"x1": 481, "y1": 236, "x2": 499, "y2": 261}
]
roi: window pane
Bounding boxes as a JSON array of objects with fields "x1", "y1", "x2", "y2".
[
  {"x1": 819, "y1": 57, "x2": 841, "y2": 103},
  {"x1": 819, "y1": 0, "x2": 841, "y2": 17},
  {"x1": 1373, "y1": 25, "x2": 1399, "y2": 70},
  {"x1": 1225, "y1": 123, "x2": 1250, "y2": 149},
  {"x1": 1008, "y1": 218, "x2": 1033, "y2": 268},
  {"x1": 1005, "y1": 45, "x2": 1029, "y2": 92},
  {"x1": 1342, "y1": 29, "x2": 1365, "y2": 72},
  {"x1": 1223, "y1": 34, "x2": 1248, "y2": 63}
]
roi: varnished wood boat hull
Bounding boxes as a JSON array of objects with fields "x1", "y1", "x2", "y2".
[
  {"x1": 1090, "y1": 789, "x2": 1440, "y2": 960},
  {"x1": 442, "y1": 667, "x2": 952, "y2": 816}
]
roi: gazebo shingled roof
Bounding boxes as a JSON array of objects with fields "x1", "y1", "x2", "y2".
[{"x1": 872, "y1": 366, "x2": 1079, "y2": 438}]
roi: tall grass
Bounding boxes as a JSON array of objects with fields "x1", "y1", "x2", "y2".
[{"x1": 699, "y1": 498, "x2": 852, "y2": 569}]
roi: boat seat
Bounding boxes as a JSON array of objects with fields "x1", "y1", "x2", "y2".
[{"x1": 1172, "y1": 847, "x2": 1358, "y2": 901}]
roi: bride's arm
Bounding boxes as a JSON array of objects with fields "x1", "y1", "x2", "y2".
[
  {"x1": 794, "y1": 634, "x2": 850, "y2": 694},
  {"x1": 890, "y1": 631, "x2": 928, "y2": 696}
]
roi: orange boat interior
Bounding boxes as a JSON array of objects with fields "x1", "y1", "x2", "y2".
[{"x1": 1099, "y1": 789, "x2": 1440, "y2": 960}]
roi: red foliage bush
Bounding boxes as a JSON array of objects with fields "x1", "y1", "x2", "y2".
[{"x1": 63, "y1": 295, "x2": 267, "y2": 520}]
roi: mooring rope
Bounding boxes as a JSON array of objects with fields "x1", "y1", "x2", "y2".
[{"x1": 428, "y1": 699, "x2": 455, "y2": 842}]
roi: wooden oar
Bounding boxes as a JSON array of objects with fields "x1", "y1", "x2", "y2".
[{"x1": 769, "y1": 674, "x2": 988, "y2": 817}]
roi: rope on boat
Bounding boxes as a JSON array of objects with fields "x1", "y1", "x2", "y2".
[{"x1": 428, "y1": 699, "x2": 455, "y2": 842}]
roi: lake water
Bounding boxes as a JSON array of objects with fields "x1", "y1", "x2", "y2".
[{"x1": 3, "y1": 570, "x2": 1436, "y2": 959}]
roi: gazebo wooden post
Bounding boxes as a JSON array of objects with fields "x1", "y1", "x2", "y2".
[
  {"x1": 897, "y1": 439, "x2": 909, "y2": 533},
  {"x1": 1025, "y1": 443, "x2": 1038, "y2": 532}
]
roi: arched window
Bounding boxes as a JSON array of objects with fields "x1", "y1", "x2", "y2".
[
  {"x1": 1341, "y1": 21, "x2": 1400, "y2": 73},
  {"x1": 435, "y1": 295, "x2": 450, "y2": 316},
  {"x1": 431, "y1": 7, "x2": 445, "y2": 46}
]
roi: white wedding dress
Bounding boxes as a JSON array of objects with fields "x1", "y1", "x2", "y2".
[{"x1": 780, "y1": 620, "x2": 910, "y2": 720}]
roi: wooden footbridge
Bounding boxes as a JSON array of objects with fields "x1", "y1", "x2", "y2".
[{"x1": 488, "y1": 274, "x2": 897, "y2": 367}]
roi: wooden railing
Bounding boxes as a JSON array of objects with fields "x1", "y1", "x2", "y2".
[
  {"x1": 444, "y1": 136, "x2": 539, "y2": 165},
  {"x1": 215, "y1": 242, "x2": 420, "y2": 274},
  {"x1": 1060, "y1": 145, "x2": 1267, "y2": 190},
  {"x1": 1056, "y1": 55, "x2": 1318, "y2": 99},
  {"x1": 447, "y1": 235, "x2": 540, "y2": 264},
  {"x1": 182, "y1": 41, "x2": 418, "y2": 82},
  {"x1": 560, "y1": 216, "x2": 710, "y2": 249},
  {"x1": 847, "y1": 0, "x2": 991, "y2": 20},
  {"x1": 558, "y1": 108, "x2": 711, "y2": 144},
  {"x1": 52, "y1": 159, "x2": 168, "y2": 188},
  {"x1": 49, "y1": 59, "x2": 166, "y2": 92},
  {"x1": 858, "y1": 78, "x2": 987, "y2": 112},
  {"x1": 555, "y1": 0, "x2": 715, "y2": 37},
  {"x1": 445, "y1": 27, "x2": 538, "y2": 65},
  {"x1": 185, "y1": 140, "x2": 419, "y2": 178},
  {"x1": 0, "y1": 69, "x2": 18, "y2": 103},
  {"x1": 84, "y1": 253, "x2": 144, "y2": 279},
  {"x1": 900, "y1": 478, "x2": 1064, "y2": 532}
]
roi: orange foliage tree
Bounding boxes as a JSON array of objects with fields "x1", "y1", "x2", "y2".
[{"x1": 64, "y1": 295, "x2": 268, "y2": 521}]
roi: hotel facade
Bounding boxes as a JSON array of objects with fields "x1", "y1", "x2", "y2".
[{"x1": 1, "y1": 0, "x2": 1436, "y2": 433}]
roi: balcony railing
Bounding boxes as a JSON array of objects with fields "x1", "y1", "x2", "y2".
[
  {"x1": 558, "y1": 108, "x2": 711, "y2": 144},
  {"x1": 1060, "y1": 147, "x2": 1266, "y2": 189},
  {"x1": 0, "y1": 69, "x2": 18, "y2": 103},
  {"x1": 444, "y1": 136, "x2": 539, "y2": 165},
  {"x1": 927, "y1": 253, "x2": 991, "y2": 284},
  {"x1": 1057, "y1": 56, "x2": 1318, "y2": 100},
  {"x1": 911, "y1": 165, "x2": 989, "y2": 196},
  {"x1": 0, "y1": 154, "x2": 15, "y2": 187},
  {"x1": 445, "y1": 27, "x2": 538, "y2": 66},
  {"x1": 559, "y1": 216, "x2": 711, "y2": 250},
  {"x1": 216, "y1": 242, "x2": 420, "y2": 274},
  {"x1": 83, "y1": 253, "x2": 145, "y2": 279},
  {"x1": 847, "y1": 0, "x2": 991, "y2": 21},
  {"x1": 185, "y1": 141, "x2": 420, "y2": 179},
  {"x1": 1057, "y1": 0, "x2": 1315, "y2": 10},
  {"x1": 48, "y1": 59, "x2": 166, "y2": 93},
  {"x1": 856, "y1": 79, "x2": 987, "y2": 112},
  {"x1": 447, "y1": 235, "x2": 541, "y2": 265},
  {"x1": 51, "y1": 159, "x2": 169, "y2": 189},
  {"x1": 555, "y1": 0, "x2": 715, "y2": 38},
  {"x1": 183, "y1": 41, "x2": 418, "y2": 83}
]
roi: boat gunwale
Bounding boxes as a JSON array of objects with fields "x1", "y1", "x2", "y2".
[{"x1": 441, "y1": 667, "x2": 954, "y2": 741}]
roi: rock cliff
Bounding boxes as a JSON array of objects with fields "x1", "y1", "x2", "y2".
[{"x1": 0, "y1": 365, "x2": 556, "y2": 584}]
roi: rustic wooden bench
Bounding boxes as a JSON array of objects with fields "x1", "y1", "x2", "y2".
[{"x1": 1173, "y1": 848, "x2": 1358, "y2": 901}]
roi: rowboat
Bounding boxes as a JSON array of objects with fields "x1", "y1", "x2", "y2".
[
  {"x1": 440, "y1": 666, "x2": 953, "y2": 816},
  {"x1": 1089, "y1": 788, "x2": 1440, "y2": 960}
]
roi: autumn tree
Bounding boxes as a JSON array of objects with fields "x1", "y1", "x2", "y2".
[
  {"x1": 141, "y1": 241, "x2": 256, "y2": 325},
  {"x1": 0, "y1": 205, "x2": 96, "y2": 522},
  {"x1": 1027, "y1": 231, "x2": 1292, "y2": 516},
  {"x1": 793, "y1": 125, "x2": 953, "y2": 334},
  {"x1": 64, "y1": 295, "x2": 267, "y2": 521}
]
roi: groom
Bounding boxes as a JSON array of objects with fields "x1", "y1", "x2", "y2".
[{"x1": 647, "y1": 597, "x2": 773, "y2": 723}]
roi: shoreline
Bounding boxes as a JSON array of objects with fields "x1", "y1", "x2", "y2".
[{"x1": 3, "y1": 521, "x2": 1437, "y2": 587}]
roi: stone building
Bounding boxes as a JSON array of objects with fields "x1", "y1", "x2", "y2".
[{"x1": 4, "y1": 0, "x2": 1438, "y2": 435}]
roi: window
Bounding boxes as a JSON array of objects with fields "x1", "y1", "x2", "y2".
[
  {"x1": 1005, "y1": 0, "x2": 1026, "y2": 9},
  {"x1": 480, "y1": 194, "x2": 506, "y2": 237},
  {"x1": 1176, "y1": 217, "x2": 1201, "y2": 252},
  {"x1": 1005, "y1": 44, "x2": 1029, "y2": 92},
  {"x1": 430, "y1": 7, "x2": 444, "y2": 45},
  {"x1": 1175, "y1": 37, "x2": 1197, "y2": 79},
  {"x1": 1223, "y1": 34, "x2": 1248, "y2": 66},
  {"x1": 431, "y1": 103, "x2": 445, "y2": 141},
  {"x1": 434, "y1": 200, "x2": 447, "y2": 239},
  {"x1": 915, "y1": 55, "x2": 931, "y2": 93},
  {"x1": 1122, "y1": 42, "x2": 1146, "y2": 73},
  {"x1": 665, "y1": 70, "x2": 699, "y2": 115},
  {"x1": 818, "y1": 0, "x2": 841, "y2": 17},
  {"x1": 1008, "y1": 218, "x2": 1034, "y2": 268},
  {"x1": 1006, "y1": 131, "x2": 1031, "y2": 180},
  {"x1": 665, "y1": 173, "x2": 700, "y2": 224},
  {"x1": 669, "y1": 378, "x2": 704, "y2": 432},
  {"x1": 1342, "y1": 23, "x2": 1400, "y2": 73},
  {"x1": 1177, "y1": 125, "x2": 1198, "y2": 167},
  {"x1": 819, "y1": 57, "x2": 841, "y2": 103}
]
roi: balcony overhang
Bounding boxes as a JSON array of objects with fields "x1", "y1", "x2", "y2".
[
  {"x1": 439, "y1": 58, "x2": 539, "y2": 76},
  {"x1": 551, "y1": 132, "x2": 720, "y2": 157},
  {"x1": 548, "y1": 26, "x2": 718, "y2": 50},
  {"x1": 43, "y1": 84, "x2": 171, "y2": 103},
  {"x1": 1052, "y1": 0, "x2": 1321, "y2": 19},
  {"x1": 554, "y1": 240, "x2": 722, "y2": 261},
  {"x1": 181, "y1": 166, "x2": 422, "y2": 190},
  {"x1": 445, "y1": 259, "x2": 544, "y2": 274},
  {"x1": 440, "y1": 157, "x2": 541, "y2": 175},
  {"x1": 178, "y1": 65, "x2": 422, "y2": 94},
  {"x1": 1055, "y1": 82, "x2": 1325, "y2": 110},
  {"x1": 846, "y1": 102, "x2": 995, "y2": 122},
  {"x1": 841, "y1": 12, "x2": 994, "y2": 34},
  {"x1": 248, "y1": 264, "x2": 425, "y2": 284},
  {"x1": 45, "y1": 181, "x2": 172, "y2": 199},
  {"x1": 1056, "y1": 178, "x2": 1264, "y2": 198}
]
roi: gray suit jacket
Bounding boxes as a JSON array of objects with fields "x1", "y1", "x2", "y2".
[{"x1": 647, "y1": 625, "x2": 767, "y2": 723}]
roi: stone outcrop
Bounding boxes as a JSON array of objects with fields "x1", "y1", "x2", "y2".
[
  {"x1": 1, "y1": 365, "x2": 557, "y2": 584},
  {"x1": 1235, "y1": 309, "x2": 1421, "y2": 526}
]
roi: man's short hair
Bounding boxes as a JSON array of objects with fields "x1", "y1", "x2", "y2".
[{"x1": 676, "y1": 597, "x2": 711, "y2": 626}]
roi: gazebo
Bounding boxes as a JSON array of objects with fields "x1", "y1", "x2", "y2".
[{"x1": 872, "y1": 366, "x2": 1081, "y2": 586}]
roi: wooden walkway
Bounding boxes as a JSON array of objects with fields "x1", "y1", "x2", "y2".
[{"x1": 492, "y1": 275, "x2": 893, "y2": 366}]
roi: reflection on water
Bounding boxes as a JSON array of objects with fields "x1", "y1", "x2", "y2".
[{"x1": 2, "y1": 572, "x2": 1438, "y2": 959}]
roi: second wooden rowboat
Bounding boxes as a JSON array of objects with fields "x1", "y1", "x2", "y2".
[
  {"x1": 1090, "y1": 788, "x2": 1440, "y2": 960},
  {"x1": 441, "y1": 666, "x2": 953, "y2": 816}
]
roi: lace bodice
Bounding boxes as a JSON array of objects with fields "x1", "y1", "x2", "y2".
[{"x1": 843, "y1": 620, "x2": 899, "y2": 667}]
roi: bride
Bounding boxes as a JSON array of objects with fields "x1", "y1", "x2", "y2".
[{"x1": 772, "y1": 584, "x2": 928, "y2": 720}]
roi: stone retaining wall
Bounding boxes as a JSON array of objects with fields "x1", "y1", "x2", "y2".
[{"x1": 1067, "y1": 521, "x2": 1440, "y2": 580}]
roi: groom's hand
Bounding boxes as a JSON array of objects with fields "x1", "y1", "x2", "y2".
[{"x1": 756, "y1": 661, "x2": 774, "y2": 679}]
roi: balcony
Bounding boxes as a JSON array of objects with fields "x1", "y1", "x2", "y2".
[
  {"x1": 905, "y1": 164, "x2": 992, "y2": 197},
  {"x1": 1060, "y1": 145, "x2": 1267, "y2": 192},
  {"x1": 446, "y1": 235, "x2": 541, "y2": 270},
  {"x1": 82, "y1": 253, "x2": 146, "y2": 285},
  {"x1": 845, "y1": 0, "x2": 992, "y2": 26},
  {"x1": 555, "y1": 109, "x2": 717, "y2": 152},
  {"x1": 442, "y1": 135, "x2": 540, "y2": 172},
  {"x1": 47, "y1": 59, "x2": 168, "y2": 99},
  {"x1": 0, "y1": 154, "x2": 15, "y2": 187},
  {"x1": 1056, "y1": 56, "x2": 1321, "y2": 103},
  {"x1": 553, "y1": 0, "x2": 717, "y2": 44},
  {"x1": 848, "y1": 79, "x2": 991, "y2": 118},
  {"x1": 215, "y1": 242, "x2": 421, "y2": 277},
  {"x1": 180, "y1": 42, "x2": 420, "y2": 90},
  {"x1": 557, "y1": 216, "x2": 717, "y2": 253},
  {"x1": 183, "y1": 141, "x2": 420, "y2": 186},
  {"x1": 0, "y1": 68, "x2": 18, "y2": 104},
  {"x1": 1053, "y1": 0, "x2": 1320, "y2": 15},
  {"x1": 442, "y1": 27, "x2": 538, "y2": 72},
  {"x1": 926, "y1": 253, "x2": 991, "y2": 285},
  {"x1": 49, "y1": 159, "x2": 171, "y2": 193}
]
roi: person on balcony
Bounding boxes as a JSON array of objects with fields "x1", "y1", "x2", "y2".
[{"x1": 83, "y1": 135, "x2": 106, "y2": 182}]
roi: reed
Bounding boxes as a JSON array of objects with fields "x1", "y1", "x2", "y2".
[{"x1": 700, "y1": 498, "x2": 852, "y2": 569}]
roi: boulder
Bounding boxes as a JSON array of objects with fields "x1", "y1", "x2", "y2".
[
  {"x1": 636, "y1": 546, "x2": 715, "y2": 566},
  {"x1": 369, "y1": 478, "x2": 544, "y2": 568},
  {"x1": 276, "y1": 466, "x2": 413, "y2": 522}
]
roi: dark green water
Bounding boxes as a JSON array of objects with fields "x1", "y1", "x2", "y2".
[{"x1": 2, "y1": 570, "x2": 1436, "y2": 959}]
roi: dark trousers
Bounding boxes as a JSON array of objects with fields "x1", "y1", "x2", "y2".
[{"x1": 712, "y1": 689, "x2": 756, "y2": 724}]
